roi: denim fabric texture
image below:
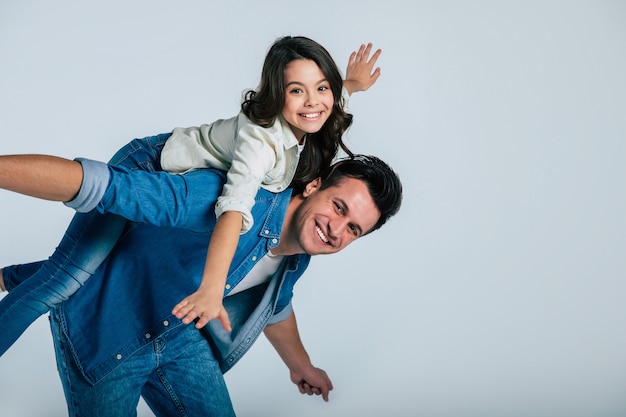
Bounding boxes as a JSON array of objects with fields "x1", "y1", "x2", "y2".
[
  {"x1": 50, "y1": 307, "x2": 236, "y2": 417},
  {"x1": 0, "y1": 134, "x2": 169, "y2": 356},
  {"x1": 3, "y1": 135, "x2": 310, "y2": 412}
]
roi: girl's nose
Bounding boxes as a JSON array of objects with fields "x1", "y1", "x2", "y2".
[{"x1": 304, "y1": 93, "x2": 319, "y2": 107}]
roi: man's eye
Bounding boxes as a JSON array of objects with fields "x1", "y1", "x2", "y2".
[
  {"x1": 349, "y1": 224, "x2": 358, "y2": 236},
  {"x1": 334, "y1": 202, "x2": 343, "y2": 213}
]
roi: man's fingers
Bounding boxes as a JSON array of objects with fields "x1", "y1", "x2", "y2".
[
  {"x1": 298, "y1": 381, "x2": 329, "y2": 401},
  {"x1": 321, "y1": 387, "x2": 329, "y2": 402}
]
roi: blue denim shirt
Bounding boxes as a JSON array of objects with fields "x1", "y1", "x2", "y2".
[{"x1": 56, "y1": 163, "x2": 310, "y2": 385}]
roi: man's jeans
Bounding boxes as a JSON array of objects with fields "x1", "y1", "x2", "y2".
[{"x1": 50, "y1": 308, "x2": 236, "y2": 417}]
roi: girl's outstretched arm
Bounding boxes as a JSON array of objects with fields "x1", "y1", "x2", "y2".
[
  {"x1": 0, "y1": 154, "x2": 83, "y2": 202},
  {"x1": 171, "y1": 210, "x2": 242, "y2": 332}
]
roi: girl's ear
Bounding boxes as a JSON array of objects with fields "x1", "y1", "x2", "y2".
[{"x1": 302, "y1": 177, "x2": 321, "y2": 197}]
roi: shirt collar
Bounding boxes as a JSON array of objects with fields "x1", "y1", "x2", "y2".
[
  {"x1": 256, "y1": 188, "x2": 293, "y2": 245},
  {"x1": 277, "y1": 115, "x2": 301, "y2": 149}
]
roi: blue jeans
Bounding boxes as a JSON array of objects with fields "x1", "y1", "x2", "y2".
[
  {"x1": 0, "y1": 134, "x2": 169, "y2": 356},
  {"x1": 50, "y1": 308, "x2": 236, "y2": 417}
]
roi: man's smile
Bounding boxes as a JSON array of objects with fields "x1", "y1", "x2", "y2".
[{"x1": 315, "y1": 224, "x2": 329, "y2": 244}]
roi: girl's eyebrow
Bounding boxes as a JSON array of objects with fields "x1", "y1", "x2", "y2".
[{"x1": 285, "y1": 78, "x2": 329, "y2": 87}]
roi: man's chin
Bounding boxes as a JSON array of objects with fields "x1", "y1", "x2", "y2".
[{"x1": 304, "y1": 246, "x2": 339, "y2": 256}]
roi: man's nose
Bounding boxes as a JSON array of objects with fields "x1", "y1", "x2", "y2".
[{"x1": 329, "y1": 217, "x2": 350, "y2": 239}]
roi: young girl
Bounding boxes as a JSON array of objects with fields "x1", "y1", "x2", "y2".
[{"x1": 0, "y1": 36, "x2": 381, "y2": 355}]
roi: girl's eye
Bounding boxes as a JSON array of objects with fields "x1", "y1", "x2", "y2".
[
  {"x1": 290, "y1": 88, "x2": 303, "y2": 94},
  {"x1": 318, "y1": 86, "x2": 329, "y2": 92}
]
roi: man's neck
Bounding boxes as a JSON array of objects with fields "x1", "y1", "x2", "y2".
[{"x1": 271, "y1": 194, "x2": 303, "y2": 256}]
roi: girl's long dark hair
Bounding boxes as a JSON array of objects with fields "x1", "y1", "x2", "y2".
[{"x1": 241, "y1": 36, "x2": 354, "y2": 194}]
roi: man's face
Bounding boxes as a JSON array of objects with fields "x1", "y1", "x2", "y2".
[{"x1": 285, "y1": 177, "x2": 380, "y2": 256}]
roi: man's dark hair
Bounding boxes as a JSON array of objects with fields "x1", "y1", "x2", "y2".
[{"x1": 318, "y1": 154, "x2": 402, "y2": 234}]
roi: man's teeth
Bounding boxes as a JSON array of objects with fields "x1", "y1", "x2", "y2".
[{"x1": 316, "y1": 226, "x2": 328, "y2": 243}]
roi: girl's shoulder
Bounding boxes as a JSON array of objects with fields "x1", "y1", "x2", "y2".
[{"x1": 237, "y1": 112, "x2": 284, "y2": 138}]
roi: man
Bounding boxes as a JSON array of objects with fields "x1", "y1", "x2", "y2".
[{"x1": 0, "y1": 140, "x2": 402, "y2": 416}]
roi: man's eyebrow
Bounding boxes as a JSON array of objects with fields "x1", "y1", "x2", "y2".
[{"x1": 336, "y1": 198, "x2": 363, "y2": 236}]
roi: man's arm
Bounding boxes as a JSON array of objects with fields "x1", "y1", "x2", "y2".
[
  {"x1": 0, "y1": 154, "x2": 225, "y2": 232},
  {"x1": 0, "y1": 155, "x2": 83, "y2": 202},
  {"x1": 263, "y1": 311, "x2": 334, "y2": 402}
]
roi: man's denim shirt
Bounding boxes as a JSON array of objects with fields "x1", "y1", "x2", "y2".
[{"x1": 54, "y1": 163, "x2": 311, "y2": 385}]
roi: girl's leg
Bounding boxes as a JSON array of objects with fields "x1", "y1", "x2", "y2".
[
  {"x1": 0, "y1": 134, "x2": 169, "y2": 356},
  {"x1": 0, "y1": 211, "x2": 127, "y2": 355},
  {"x1": 2, "y1": 262, "x2": 47, "y2": 291}
]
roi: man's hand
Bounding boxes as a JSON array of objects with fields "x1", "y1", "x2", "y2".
[
  {"x1": 290, "y1": 366, "x2": 334, "y2": 402},
  {"x1": 264, "y1": 312, "x2": 332, "y2": 401},
  {"x1": 343, "y1": 43, "x2": 382, "y2": 95},
  {"x1": 172, "y1": 290, "x2": 232, "y2": 331}
]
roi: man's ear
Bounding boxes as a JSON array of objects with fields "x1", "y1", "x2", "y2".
[{"x1": 302, "y1": 178, "x2": 321, "y2": 197}]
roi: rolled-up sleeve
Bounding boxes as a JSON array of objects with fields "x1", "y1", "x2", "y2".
[
  {"x1": 65, "y1": 158, "x2": 228, "y2": 232},
  {"x1": 63, "y1": 158, "x2": 111, "y2": 213},
  {"x1": 97, "y1": 166, "x2": 227, "y2": 232},
  {"x1": 267, "y1": 301, "x2": 293, "y2": 325}
]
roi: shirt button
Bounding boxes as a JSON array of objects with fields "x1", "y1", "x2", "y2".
[
  {"x1": 271, "y1": 238, "x2": 278, "y2": 244},
  {"x1": 264, "y1": 230, "x2": 270, "y2": 234},
  {"x1": 145, "y1": 333, "x2": 151, "y2": 339},
  {"x1": 163, "y1": 320, "x2": 169, "y2": 326},
  {"x1": 116, "y1": 354, "x2": 122, "y2": 360},
  {"x1": 225, "y1": 284, "x2": 231, "y2": 290},
  {"x1": 251, "y1": 256, "x2": 257, "y2": 261}
]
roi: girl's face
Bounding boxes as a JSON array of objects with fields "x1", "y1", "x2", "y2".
[{"x1": 281, "y1": 59, "x2": 335, "y2": 142}]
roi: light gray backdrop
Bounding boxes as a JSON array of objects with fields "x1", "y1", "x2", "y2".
[{"x1": 1, "y1": 1, "x2": 625, "y2": 416}]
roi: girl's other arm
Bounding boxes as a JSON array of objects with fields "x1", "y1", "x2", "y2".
[{"x1": 343, "y1": 43, "x2": 382, "y2": 95}]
